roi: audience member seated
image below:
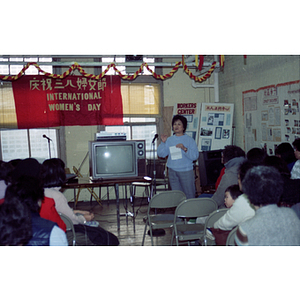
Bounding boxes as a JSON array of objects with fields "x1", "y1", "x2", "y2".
[
  {"x1": 0, "y1": 160, "x2": 14, "y2": 205},
  {"x1": 291, "y1": 138, "x2": 300, "y2": 179},
  {"x1": 210, "y1": 145, "x2": 245, "y2": 208},
  {"x1": 9, "y1": 158, "x2": 66, "y2": 232},
  {"x1": 41, "y1": 158, "x2": 119, "y2": 246},
  {"x1": 275, "y1": 142, "x2": 297, "y2": 172},
  {"x1": 235, "y1": 166, "x2": 300, "y2": 246},
  {"x1": 0, "y1": 193, "x2": 32, "y2": 246},
  {"x1": 246, "y1": 147, "x2": 268, "y2": 165},
  {"x1": 6, "y1": 176, "x2": 68, "y2": 246},
  {"x1": 210, "y1": 160, "x2": 256, "y2": 245},
  {"x1": 263, "y1": 155, "x2": 300, "y2": 207}
]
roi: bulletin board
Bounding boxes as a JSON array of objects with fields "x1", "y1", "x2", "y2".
[
  {"x1": 198, "y1": 103, "x2": 234, "y2": 151},
  {"x1": 173, "y1": 102, "x2": 201, "y2": 145},
  {"x1": 243, "y1": 80, "x2": 300, "y2": 155}
]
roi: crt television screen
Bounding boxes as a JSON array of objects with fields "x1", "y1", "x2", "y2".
[{"x1": 95, "y1": 144, "x2": 134, "y2": 175}]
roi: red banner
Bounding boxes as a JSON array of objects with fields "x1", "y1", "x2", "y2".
[{"x1": 12, "y1": 75, "x2": 123, "y2": 129}]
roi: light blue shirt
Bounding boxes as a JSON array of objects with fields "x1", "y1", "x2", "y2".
[
  {"x1": 157, "y1": 134, "x2": 199, "y2": 172},
  {"x1": 50, "y1": 225, "x2": 68, "y2": 246}
]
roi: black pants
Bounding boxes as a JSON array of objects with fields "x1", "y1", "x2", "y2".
[{"x1": 71, "y1": 224, "x2": 119, "y2": 246}]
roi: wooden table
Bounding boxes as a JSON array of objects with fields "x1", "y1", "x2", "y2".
[{"x1": 62, "y1": 176, "x2": 153, "y2": 231}]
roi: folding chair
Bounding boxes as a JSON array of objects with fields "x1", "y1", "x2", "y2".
[
  {"x1": 142, "y1": 190, "x2": 186, "y2": 246},
  {"x1": 172, "y1": 198, "x2": 218, "y2": 246},
  {"x1": 202, "y1": 208, "x2": 228, "y2": 246},
  {"x1": 59, "y1": 212, "x2": 76, "y2": 246},
  {"x1": 226, "y1": 226, "x2": 238, "y2": 246}
]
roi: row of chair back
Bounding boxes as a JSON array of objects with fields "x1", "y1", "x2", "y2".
[
  {"x1": 142, "y1": 190, "x2": 186, "y2": 246},
  {"x1": 172, "y1": 197, "x2": 218, "y2": 246},
  {"x1": 142, "y1": 190, "x2": 238, "y2": 246}
]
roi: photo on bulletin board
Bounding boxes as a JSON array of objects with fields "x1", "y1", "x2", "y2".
[
  {"x1": 201, "y1": 138, "x2": 212, "y2": 151},
  {"x1": 215, "y1": 127, "x2": 222, "y2": 139},
  {"x1": 222, "y1": 129, "x2": 230, "y2": 139},
  {"x1": 207, "y1": 113, "x2": 224, "y2": 126},
  {"x1": 200, "y1": 127, "x2": 213, "y2": 137}
]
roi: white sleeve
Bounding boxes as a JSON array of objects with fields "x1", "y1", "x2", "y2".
[
  {"x1": 213, "y1": 195, "x2": 255, "y2": 231},
  {"x1": 49, "y1": 225, "x2": 69, "y2": 246}
]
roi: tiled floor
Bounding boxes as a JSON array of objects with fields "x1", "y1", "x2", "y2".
[{"x1": 69, "y1": 197, "x2": 174, "y2": 246}]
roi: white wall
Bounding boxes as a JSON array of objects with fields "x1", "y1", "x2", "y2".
[{"x1": 218, "y1": 55, "x2": 300, "y2": 149}]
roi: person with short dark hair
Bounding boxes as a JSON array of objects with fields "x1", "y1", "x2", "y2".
[
  {"x1": 8, "y1": 158, "x2": 66, "y2": 232},
  {"x1": 41, "y1": 158, "x2": 94, "y2": 224},
  {"x1": 0, "y1": 194, "x2": 32, "y2": 246},
  {"x1": 210, "y1": 145, "x2": 246, "y2": 208},
  {"x1": 291, "y1": 138, "x2": 300, "y2": 179},
  {"x1": 157, "y1": 114, "x2": 199, "y2": 199},
  {"x1": 41, "y1": 158, "x2": 119, "y2": 246},
  {"x1": 246, "y1": 147, "x2": 267, "y2": 165},
  {"x1": 223, "y1": 184, "x2": 243, "y2": 208},
  {"x1": 5, "y1": 176, "x2": 68, "y2": 246},
  {"x1": 263, "y1": 155, "x2": 300, "y2": 206},
  {"x1": 275, "y1": 142, "x2": 297, "y2": 171},
  {"x1": 235, "y1": 166, "x2": 300, "y2": 246}
]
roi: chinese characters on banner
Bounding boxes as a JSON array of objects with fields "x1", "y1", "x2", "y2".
[
  {"x1": 243, "y1": 80, "x2": 300, "y2": 155},
  {"x1": 11, "y1": 75, "x2": 123, "y2": 129},
  {"x1": 173, "y1": 103, "x2": 201, "y2": 144},
  {"x1": 198, "y1": 103, "x2": 234, "y2": 151}
]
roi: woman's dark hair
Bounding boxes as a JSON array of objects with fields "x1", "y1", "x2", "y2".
[
  {"x1": 275, "y1": 142, "x2": 297, "y2": 164},
  {"x1": 172, "y1": 115, "x2": 187, "y2": 133},
  {"x1": 0, "y1": 160, "x2": 14, "y2": 183},
  {"x1": 5, "y1": 175, "x2": 44, "y2": 213},
  {"x1": 222, "y1": 145, "x2": 245, "y2": 163},
  {"x1": 242, "y1": 165, "x2": 283, "y2": 206},
  {"x1": 0, "y1": 195, "x2": 32, "y2": 246},
  {"x1": 41, "y1": 158, "x2": 66, "y2": 188},
  {"x1": 263, "y1": 155, "x2": 291, "y2": 178},
  {"x1": 238, "y1": 160, "x2": 255, "y2": 183},
  {"x1": 292, "y1": 138, "x2": 300, "y2": 152},
  {"x1": 225, "y1": 184, "x2": 242, "y2": 200},
  {"x1": 9, "y1": 158, "x2": 42, "y2": 184},
  {"x1": 246, "y1": 147, "x2": 267, "y2": 165}
]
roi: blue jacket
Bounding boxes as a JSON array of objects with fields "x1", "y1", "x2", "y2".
[{"x1": 26, "y1": 213, "x2": 56, "y2": 246}]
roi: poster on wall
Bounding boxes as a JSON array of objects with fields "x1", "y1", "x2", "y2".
[
  {"x1": 172, "y1": 103, "x2": 201, "y2": 145},
  {"x1": 243, "y1": 80, "x2": 300, "y2": 155},
  {"x1": 198, "y1": 103, "x2": 234, "y2": 151}
]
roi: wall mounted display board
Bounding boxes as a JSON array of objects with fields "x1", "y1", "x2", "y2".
[
  {"x1": 243, "y1": 80, "x2": 300, "y2": 155},
  {"x1": 198, "y1": 103, "x2": 234, "y2": 151},
  {"x1": 172, "y1": 103, "x2": 201, "y2": 144}
]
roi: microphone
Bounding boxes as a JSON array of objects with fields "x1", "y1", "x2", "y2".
[
  {"x1": 152, "y1": 134, "x2": 158, "y2": 143},
  {"x1": 43, "y1": 134, "x2": 52, "y2": 141}
]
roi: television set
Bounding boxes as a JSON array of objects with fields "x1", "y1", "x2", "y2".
[{"x1": 88, "y1": 140, "x2": 146, "y2": 180}]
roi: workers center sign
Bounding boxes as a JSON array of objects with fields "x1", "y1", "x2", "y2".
[{"x1": 11, "y1": 75, "x2": 123, "y2": 129}]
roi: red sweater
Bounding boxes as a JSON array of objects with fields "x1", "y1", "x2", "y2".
[{"x1": 40, "y1": 196, "x2": 67, "y2": 232}]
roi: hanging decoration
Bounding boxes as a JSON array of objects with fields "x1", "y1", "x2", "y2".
[
  {"x1": 182, "y1": 55, "x2": 217, "y2": 82},
  {"x1": 0, "y1": 56, "x2": 223, "y2": 83}
]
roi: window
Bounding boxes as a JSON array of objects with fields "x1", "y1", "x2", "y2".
[
  {"x1": 0, "y1": 56, "x2": 52, "y2": 75},
  {"x1": 102, "y1": 56, "x2": 161, "y2": 158},
  {"x1": 0, "y1": 57, "x2": 59, "y2": 162},
  {"x1": 0, "y1": 128, "x2": 58, "y2": 163},
  {"x1": 101, "y1": 56, "x2": 155, "y2": 76}
]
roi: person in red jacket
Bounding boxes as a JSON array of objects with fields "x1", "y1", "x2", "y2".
[{"x1": 8, "y1": 158, "x2": 66, "y2": 232}]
